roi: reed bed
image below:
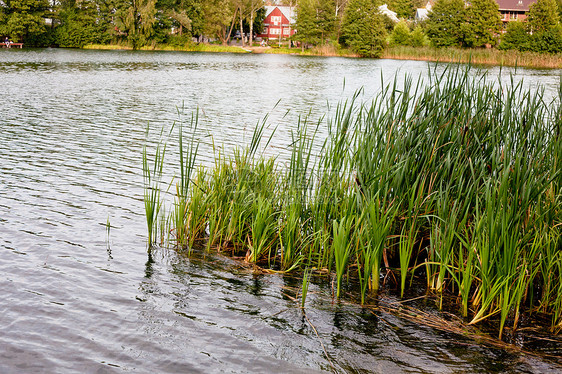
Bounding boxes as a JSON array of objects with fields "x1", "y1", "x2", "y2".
[
  {"x1": 144, "y1": 65, "x2": 562, "y2": 338},
  {"x1": 383, "y1": 46, "x2": 562, "y2": 69}
]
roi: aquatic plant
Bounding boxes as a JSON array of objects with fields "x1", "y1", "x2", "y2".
[
  {"x1": 142, "y1": 126, "x2": 166, "y2": 246},
  {"x1": 145, "y1": 64, "x2": 562, "y2": 338}
]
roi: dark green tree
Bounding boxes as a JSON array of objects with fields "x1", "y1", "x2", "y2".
[
  {"x1": 388, "y1": 0, "x2": 415, "y2": 19},
  {"x1": 0, "y1": 0, "x2": 49, "y2": 43},
  {"x1": 390, "y1": 20, "x2": 411, "y2": 46},
  {"x1": 340, "y1": 0, "x2": 387, "y2": 57},
  {"x1": 530, "y1": 24, "x2": 562, "y2": 53},
  {"x1": 498, "y1": 20, "x2": 530, "y2": 50},
  {"x1": 462, "y1": 0, "x2": 501, "y2": 47},
  {"x1": 410, "y1": 24, "x2": 426, "y2": 46},
  {"x1": 55, "y1": 0, "x2": 109, "y2": 47},
  {"x1": 294, "y1": 0, "x2": 321, "y2": 47},
  {"x1": 526, "y1": 0, "x2": 560, "y2": 33},
  {"x1": 425, "y1": 0, "x2": 465, "y2": 47},
  {"x1": 317, "y1": 0, "x2": 337, "y2": 42},
  {"x1": 114, "y1": 0, "x2": 158, "y2": 48}
]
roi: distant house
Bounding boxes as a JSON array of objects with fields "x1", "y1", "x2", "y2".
[
  {"x1": 257, "y1": 5, "x2": 296, "y2": 40},
  {"x1": 379, "y1": 4, "x2": 399, "y2": 22},
  {"x1": 415, "y1": 2, "x2": 432, "y2": 22},
  {"x1": 496, "y1": 0, "x2": 534, "y2": 26}
]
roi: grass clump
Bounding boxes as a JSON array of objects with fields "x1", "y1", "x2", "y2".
[{"x1": 144, "y1": 64, "x2": 562, "y2": 339}]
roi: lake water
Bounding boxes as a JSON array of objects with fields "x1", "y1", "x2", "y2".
[{"x1": 1, "y1": 48, "x2": 562, "y2": 373}]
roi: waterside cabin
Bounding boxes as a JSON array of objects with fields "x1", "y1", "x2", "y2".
[{"x1": 257, "y1": 5, "x2": 296, "y2": 40}]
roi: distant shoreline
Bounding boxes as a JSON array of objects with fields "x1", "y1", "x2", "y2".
[{"x1": 82, "y1": 43, "x2": 562, "y2": 69}]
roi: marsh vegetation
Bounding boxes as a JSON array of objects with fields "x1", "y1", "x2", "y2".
[{"x1": 144, "y1": 65, "x2": 562, "y2": 339}]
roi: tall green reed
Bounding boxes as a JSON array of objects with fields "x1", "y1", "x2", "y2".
[{"x1": 146, "y1": 64, "x2": 562, "y2": 336}]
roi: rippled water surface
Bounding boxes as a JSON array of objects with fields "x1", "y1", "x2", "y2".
[{"x1": 2, "y1": 48, "x2": 562, "y2": 373}]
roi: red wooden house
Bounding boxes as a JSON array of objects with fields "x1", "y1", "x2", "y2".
[
  {"x1": 496, "y1": 0, "x2": 535, "y2": 27},
  {"x1": 257, "y1": 5, "x2": 296, "y2": 40}
]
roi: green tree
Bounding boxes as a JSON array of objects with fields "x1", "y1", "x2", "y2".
[
  {"x1": 410, "y1": 24, "x2": 427, "y2": 46},
  {"x1": 388, "y1": 0, "x2": 415, "y2": 19},
  {"x1": 530, "y1": 24, "x2": 562, "y2": 52},
  {"x1": 526, "y1": 0, "x2": 560, "y2": 33},
  {"x1": 498, "y1": 20, "x2": 530, "y2": 50},
  {"x1": 55, "y1": 0, "x2": 109, "y2": 47},
  {"x1": 0, "y1": 0, "x2": 49, "y2": 43},
  {"x1": 425, "y1": 0, "x2": 465, "y2": 47},
  {"x1": 340, "y1": 0, "x2": 387, "y2": 57},
  {"x1": 203, "y1": 0, "x2": 238, "y2": 45},
  {"x1": 294, "y1": 0, "x2": 331, "y2": 47},
  {"x1": 114, "y1": 0, "x2": 158, "y2": 49},
  {"x1": 156, "y1": 0, "x2": 194, "y2": 38},
  {"x1": 390, "y1": 20, "x2": 411, "y2": 46},
  {"x1": 462, "y1": 0, "x2": 501, "y2": 47}
]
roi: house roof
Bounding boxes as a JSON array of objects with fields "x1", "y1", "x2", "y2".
[
  {"x1": 495, "y1": 0, "x2": 535, "y2": 12},
  {"x1": 265, "y1": 5, "x2": 296, "y2": 23},
  {"x1": 415, "y1": 8, "x2": 430, "y2": 21},
  {"x1": 379, "y1": 4, "x2": 399, "y2": 22}
]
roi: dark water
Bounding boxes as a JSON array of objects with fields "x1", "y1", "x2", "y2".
[{"x1": 1, "y1": 48, "x2": 562, "y2": 373}]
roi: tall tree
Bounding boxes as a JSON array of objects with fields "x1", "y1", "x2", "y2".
[
  {"x1": 462, "y1": 0, "x2": 501, "y2": 47},
  {"x1": 294, "y1": 0, "x2": 336, "y2": 47},
  {"x1": 247, "y1": 0, "x2": 264, "y2": 45},
  {"x1": 114, "y1": 0, "x2": 158, "y2": 49},
  {"x1": 55, "y1": 0, "x2": 106, "y2": 47},
  {"x1": 425, "y1": 0, "x2": 465, "y2": 47},
  {"x1": 340, "y1": 0, "x2": 387, "y2": 57},
  {"x1": 203, "y1": 0, "x2": 238, "y2": 45},
  {"x1": 0, "y1": 0, "x2": 50, "y2": 43},
  {"x1": 294, "y1": 0, "x2": 320, "y2": 47},
  {"x1": 526, "y1": 0, "x2": 560, "y2": 33}
]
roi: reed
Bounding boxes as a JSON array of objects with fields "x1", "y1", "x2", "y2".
[
  {"x1": 383, "y1": 46, "x2": 562, "y2": 69},
  {"x1": 146, "y1": 64, "x2": 562, "y2": 337},
  {"x1": 142, "y1": 127, "x2": 166, "y2": 246}
]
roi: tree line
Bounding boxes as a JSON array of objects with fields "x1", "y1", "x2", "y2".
[
  {"x1": 2, "y1": 0, "x2": 562, "y2": 54},
  {"x1": 0, "y1": 0, "x2": 266, "y2": 48},
  {"x1": 295, "y1": 0, "x2": 562, "y2": 56}
]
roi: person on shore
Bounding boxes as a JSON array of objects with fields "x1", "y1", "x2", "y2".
[{"x1": 4, "y1": 37, "x2": 10, "y2": 48}]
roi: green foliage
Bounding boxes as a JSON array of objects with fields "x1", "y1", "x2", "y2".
[
  {"x1": 390, "y1": 20, "x2": 411, "y2": 46},
  {"x1": 499, "y1": 20, "x2": 562, "y2": 54},
  {"x1": 341, "y1": 0, "x2": 387, "y2": 57},
  {"x1": 388, "y1": 0, "x2": 417, "y2": 19},
  {"x1": 426, "y1": 0, "x2": 465, "y2": 47},
  {"x1": 151, "y1": 66, "x2": 562, "y2": 337},
  {"x1": 530, "y1": 24, "x2": 562, "y2": 53},
  {"x1": 0, "y1": 0, "x2": 49, "y2": 43},
  {"x1": 527, "y1": 0, "x2": 560, "y2": 33},
  {"x1": 55, "y1": 0, "x2": 110, "y2": 47},
  {"x1": 462, "y1": 0, "x2": 501, "y2": 47},
  {"x1": 295, "y1": 0, "x2": 336, "y2": 47},
  {"x1": 409, "y1": 25, "x2": 427, "y2": 46},
  {"x1": 498, "y1": 21, "x2": 530, "y2": 51},
  {"x1": 203, "y1": 0, "x2": 240, "y2": 45},
  {"x1": 113, "y1": 0, "x2": 158, "y2": 49}
]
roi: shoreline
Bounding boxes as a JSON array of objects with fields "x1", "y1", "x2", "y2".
[{"x1": 82, "y1": 43, "x2": 562, "y2": 69}]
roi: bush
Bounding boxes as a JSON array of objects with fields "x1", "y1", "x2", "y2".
[
  {"x1": 410, "y1": 25, "x2": 428, "y2": 47},
  {"x1": 530, "y1": 24, "x2": 562, "y2": 53},
  {"x1": 390, "y1": 21, "x2": 411, "y2": 46},
  {"x1": 499, "y1": 21, "x2": 530, "y2": 51}
]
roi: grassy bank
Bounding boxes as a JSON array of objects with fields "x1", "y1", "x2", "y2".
[
  {"x1": 83, "y1": 42, "x2": 354, "y2": 56},
  {"x1": 384, "y1": 46, "x2": 562, "y2": 69},
  {"x1": 144, "y1": 65, "x2": 562, "y2": 339},
  {"x1": 83, "y1": 43, "x2": 250, "y2": 53},
  {"x1": 84, "y1": 42, "x2": 562, "y2": 68}
]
